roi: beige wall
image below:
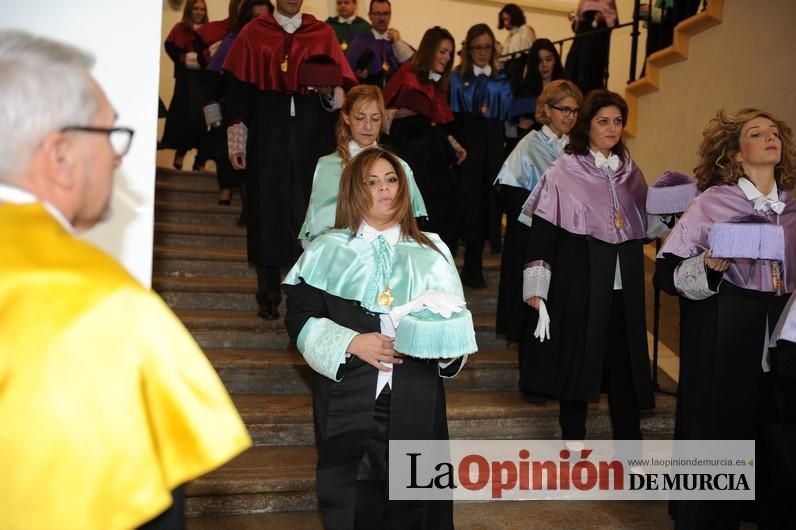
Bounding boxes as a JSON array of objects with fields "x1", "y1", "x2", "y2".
[
  {"x1": 7, "y1": 0, "x2": 164, "y2": 286},
  {"x1": 626, "y1": 0, "x2": 796, "y2": 181},
  {"x1": 157, "y1": 0, "x2": 646, "y2": 166}
]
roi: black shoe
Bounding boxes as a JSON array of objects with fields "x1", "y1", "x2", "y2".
[{"x1": 257, "y1": 302, "x2": 279, "y2": 320}]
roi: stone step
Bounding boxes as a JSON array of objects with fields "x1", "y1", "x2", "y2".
[
  {"x1": 155, "y1": 221, "x2": 247, "y2": 237},
  {"x1": 157, "y1": 166, "x2": 218, "y2": 183},
  {"x1": 205, "y1": 347, "x2": 518, "y2": 395},
  {"x1": 155, "y1": 275, "x2": 498, "y2": 313},
  {"x1": 185, "y1": 446, "x2": 317, "y2": 516},
  {"x1": 155, "y1": 200, "x2": 242, "y2": 225},
  {"x1": 186, "y1": 500, "x2": 673, "y2": 530},
  {"x1": 177, "y1": 309, "x2": 506, "y2": 351},
  {"x1": 230, "y1": 391, "x2": 676, "y2": 447},
  {"x1": 157, "y1": 174, "x2": 218, "y2": 190},
  {"x1": 186, "y1": 394, "x2": 675, "y2": 516},
  {"x1": 155, "y1": 231, "x2": 246, "y2": 250}
]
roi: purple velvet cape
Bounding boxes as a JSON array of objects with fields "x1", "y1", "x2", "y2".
[
  {"x1": 658, "y1": 184, "x2": 796, "y2": 293},
  {"x1": 521, "y1": 153, "x2": 648, "y2": 244}
]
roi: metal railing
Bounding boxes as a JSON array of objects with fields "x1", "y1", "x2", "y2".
[{"x1": 497, "y1": 0, "x2": 708, "y2": 87}]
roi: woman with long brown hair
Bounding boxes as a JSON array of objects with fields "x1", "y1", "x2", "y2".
[
  {"x1": 654, "y1": 108, "x2": 796, "y2": 529},
  {"x1": 283, "y1": 147, "x2": 476, "y2": 530},
  {"x1": 383, "y1": 26, "x2": 466, "y2": 254},
  {"x1": 161, "y1": 0, "x2": 211, "y2": 171},
  {"x1": 299, "y1": 84, "x2": 426, "y2": 243}
]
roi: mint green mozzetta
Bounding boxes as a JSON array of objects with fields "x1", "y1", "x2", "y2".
[
  {"x1": 299, "y1": 152, "x2": 429, "y2": 242},
  {"x1": 296, "y1": 317, "x2": 359, "y2": 381},
  {"x1": 283, "y1": 229, "x2": 478, "y2": 359}
]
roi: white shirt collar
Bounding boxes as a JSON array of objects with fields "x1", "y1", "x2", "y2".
[
  {"x1": 348, "y1": 140, "x2": 377, "y2": 159},
  {"x1": 274, "y1": 10, "x2": 302, "y2": 34},
  {"x1": 473, "y1": 64, "x2": 492, "y2": 77},
  {"x1": 429, "y1": 71, "x2": 442, "y2": 82},
  {"x1": 738, "y1": 177, "x2": 784, "y2": 214},
  {"x1": 372, "y1": 29, "x2": 390, "y2": 41},
  {"x1": 738, "y1": 176, "x2": 778, "y2": 202},
  {"x1": 541, "y1": 125, "x2": 569, "y2": 150},
  {"x1": 590, "y1": 149, "x2": 620, "y2": 172},
  {"x1": 338, "y1": 15, "x2": 356, "y2": 24},
  {"x1": 357, "y1": 221, "x2": 401, "y2": 246},
  {"x1": 0, "y1": 182, "x2": 74, "y2": 234}
]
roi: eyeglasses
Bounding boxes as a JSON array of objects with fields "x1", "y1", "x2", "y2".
[
  {"x1": 60, "y1": 126, "x2": 135, "y2": 157},
  {"x1": 369, "y1": 10, "x2": 390, "y2": 17},
  {"x1": 470, "y1": 45, "x2": 493, "y2": 52},
  {"x1": 550, "y1": 105, "x2": 579, "y2": 117}
]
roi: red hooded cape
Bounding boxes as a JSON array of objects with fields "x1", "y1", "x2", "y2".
[
  {"x1": 382, "y1": 62, "x2": 453, "y2": 124},
  {"x1": 222, "y1": 13, "x2": 357, "y2": 93},
  {"x1": 197, "y1": 18, "x2": 230, "y2": 46},
  {"x1": 165, "y1": 22, "x2": 198, "y2": 52}
]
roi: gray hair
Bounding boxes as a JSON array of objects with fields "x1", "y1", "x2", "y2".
[{"x1": 0, "y1": 30, "x2": 98, "y2": 179}]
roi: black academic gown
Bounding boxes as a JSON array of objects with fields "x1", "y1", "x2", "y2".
[
  {"x1": 162, "y1": 31, "x2": 207, "y2": 158},
  {"x1": 495, "y1": 186, "x2": 533, "y2": 341},
  {"x1": 283, "y1": 281, "x2": 456, "y2": 530},
  {"x1": 759, "y1": 340, "x2": 796, "y2": 529},
  {"x1": 520, "y1": 216, "x2": 655, "y2": 410},
  {"x1": 453, "y1": 113, "x2": 506, "y2": 284},
  {"x1": 387, "y1": 118, "x2": 459, "y2": 253},
  {"x1": 654, "y1": 258, "x2": 789, "y2": 530},
  {"x1": 226, "y1": 82, "x2": 335, "y2": 266}
]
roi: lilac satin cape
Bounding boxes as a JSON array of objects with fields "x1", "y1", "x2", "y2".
[
  {"x1": 658, "y1": 184, "x2": 796, "y2": 293},
  {"x1": 522, "y1": 153, "x2": 648, "y2": 244}
]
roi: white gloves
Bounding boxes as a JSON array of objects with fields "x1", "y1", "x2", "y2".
[
  {"x1": 184, "y1": 52, "x2": 200, "y2": 70},
  {"x1": 534, "y1": 299, "x2": 551, "y2": 342},
  {"x1": 389, "y1": 290, "x2": 466, "y2": 327}
]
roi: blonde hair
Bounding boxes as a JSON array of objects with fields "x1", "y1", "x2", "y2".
[
  {"x1": 335, "y1": 85, "x2": 386, "y2": 165},
  {"x1": 694, "y1": 108, "x2": 795, "y2": 192},
  {"x1": 335, "y1": 147, "x2": 440, "y2": 253},
  {"x1": 535, "y1": 79, "x2": 583, "y2": 125}
]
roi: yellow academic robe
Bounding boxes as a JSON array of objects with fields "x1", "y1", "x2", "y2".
[{"x1": 0, "y1": 202, "x2": 251, "y2": 530}]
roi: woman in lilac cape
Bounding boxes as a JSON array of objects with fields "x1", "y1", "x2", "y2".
[
  {"x1": 654, "y1": 108, "x2": 796, "y2": 530},
  {"x1": 520, "y1": 90, "x2": 655, "y2": 440}
]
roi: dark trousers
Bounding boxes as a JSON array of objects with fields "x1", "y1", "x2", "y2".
[
  {"x1": 256, "y1": 265, "x2": 282, "y2": 308},
  {"x1": 138, "y1": 487, "x2": 185, "y2": 530},
  {"x1": 559, "y1": 292, "x2": 642, "y2": 440}
]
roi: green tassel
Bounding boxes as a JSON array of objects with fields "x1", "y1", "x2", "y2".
[{"x1": 394, "y1": 309, "x2": 478, "y2": 359}]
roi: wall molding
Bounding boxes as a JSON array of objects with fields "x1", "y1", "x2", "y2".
[{"x1": 624, "y1": 0, "x2": 724, "y2": 137}]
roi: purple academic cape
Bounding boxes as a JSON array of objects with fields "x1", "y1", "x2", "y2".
[
  {"x1": 522, "y1": 153, "x2": 648, "y2": 244},
  {"x1": 658, "y1": 184, "x2": 796, "y2": 293}
]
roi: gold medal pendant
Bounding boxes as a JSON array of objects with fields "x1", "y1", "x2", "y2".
[
  {"x1": 377, "y1": 285, "x2": 394, "y2": 307},
  {"x1": 480, "y1": 104, "x2": 488, "y2": 115},
  {"x1": 772, "y1": 263, "x2": 782, "y2": 292},
  {"x1": 614, "y1": 208, "x2": 625, "y2": 230},
  {"x1": 280, "y1": 55, "x2": 288, "y2": 73},
  {"x1": 341, "y1": 41, "x2": 348, "y2": 51},
  {"x1": 382, "y1": 60, "x2": 390, "y2": 72}
]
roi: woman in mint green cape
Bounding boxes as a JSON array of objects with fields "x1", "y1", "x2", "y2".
[
  {"x1": 284, "y1": 148, "x2": 476, "y2": 530},
  {"x1": 299, "y1": 85, "x2": 427, "y2": 244}
]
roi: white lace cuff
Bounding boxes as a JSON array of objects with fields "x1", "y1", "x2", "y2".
[
  {"x1": 646, "y1": 214, "x2": 671, "y2": 240},
  {"x1": 227, "y1": 122, "x2": 247, "y2": 158},
  {"x1": 297, "y1": 317, "x2": 359, "y2": 381},
  {"x1": 523, "y1": 261, "x2": 551, "y2": 301},
  {"x1": 673, "y1": 253, "x2": 720, "y2": 300}
]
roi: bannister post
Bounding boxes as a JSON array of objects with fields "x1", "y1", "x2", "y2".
[{"x1": 628, "y1": 0, "x2": 642, "y2": 83}]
